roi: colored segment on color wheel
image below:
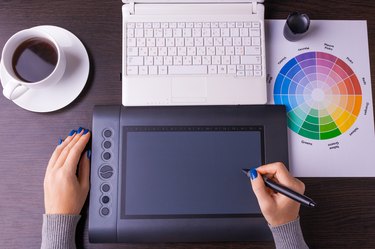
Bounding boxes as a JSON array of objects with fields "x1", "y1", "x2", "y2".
[{"x1": 274, "y1": 51, "x2": 362, "y2": 140}]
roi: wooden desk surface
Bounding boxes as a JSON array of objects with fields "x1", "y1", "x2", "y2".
[{"x1": 0, "y1": 0, "x2": 374, "y2": 248}]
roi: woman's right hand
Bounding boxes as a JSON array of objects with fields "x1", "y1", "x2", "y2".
[{"x1": 249, "y1": 162, "x2": 305, "y2": 227}]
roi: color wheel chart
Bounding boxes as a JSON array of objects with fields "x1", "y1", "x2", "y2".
[
  {"x1": 266, "y1": 20, "x2": 375, "y2": 176},
  {"x1": 274, "y1": 51, "x2": 362, "y2": 140}
]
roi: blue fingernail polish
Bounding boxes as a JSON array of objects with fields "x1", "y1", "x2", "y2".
[
  {"x1": 58, "y1": 138, "x2": 63, "y2": 145},
  {"x1": 83, "y1": 129, "x2": 90, "y2": 135},
  {"x1": 69, "y1": 130, "x2": 76, "y2": 136},
  {"x1": 77, "y1": 127, "x2": 84, "y2": 133},
  {"x1": 87, "y1": 149, "x2": 91, "y2": 159},
  {"x1": 250, "y1": 168, "x2": 258, "y2": 180}
]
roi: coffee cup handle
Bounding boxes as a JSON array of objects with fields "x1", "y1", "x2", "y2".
[{"x1": 2, "y1": 80, "x2": 29, "y2": 100}]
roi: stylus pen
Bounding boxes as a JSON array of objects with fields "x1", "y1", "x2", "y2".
[{"x1": 242, "y1": 169, "x2": 316, "y2": 208}]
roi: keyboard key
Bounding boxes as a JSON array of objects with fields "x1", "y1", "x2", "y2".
[
  {"x1": 240, "y1": 28, "x2": 249, "y2": 37},
  {"x1": 254, "y1": 70, "x2": 262, "y2": 76},
  {"x1": 168, "y1": 65, "x2": 207, "y2": 75},
  {"x1": 127, "y1": 22, "x2": 135, "y2": 29},
  {"x1": 212, "y1": 56, "x2": 221, "y2": 65},
  {"x1": 149, "y1": 47, "x2": 157, "y2": 56},
  {"x1": 222, "y1": 56, "x2": 230, "y2": 65},
  {"x1": 156, "y1": 38, "x2": 165, "y2": 47},
  {"x1": 127, "y1": 29, "x2": 134, "y2": 37},
  {"x1": 245, "y1": 46, "x2": 261, "y2": 55},
  {"x1": 158, "y1": 65, "x2": 168, "y2": 74},
  {"x1": 149, "y1": 66, "x2": 158, "y2": 75},
  {"x1": 178, "y1": 47, "x2": 187, "y2": 56},
  {"x1": 168, "y1": 47, "x2": 177, "y2": 56},
  {"x1": 183, "y1": 28, "x2": 192, "y2": 37},
  {"x1": 237, "y1": 70, "x2": 245, "y2": 77},
  {"x1": 216, "y1": 46, "x2": 225, "y2": 55},
  {"x1": 230, "y1": 28, "x2": 239, "y2": 37},
  {"x1": 139, "y1": 66, "x2": 148, "y2": 75},
  {"x1": 226, "y1": 47, "x2": 235, "y2": 55},
  {"x1": 135, "y1": 29, "x2": 144, "y2": 37},
  {"x1": 127, "y1": 66, "x2": 138, "y2": 75},
  {"x1": 185, "y1": 38, "x2": 194, "y2": 47},
  {"x1": 154, "y1": 56, "x2": 163, "y2": 65},
  {"x1": 231, "y1": 55, "x2": 240, "y2": 64},
  {"x1": 173, "y1": 56, "x2": 183, "y2": 65},
  {"x1": 164, "y1": 29, "x2": 173, "y2": 37},
  {"x1": 166, "y1": 38, "x2": 175, "y2": 47},
  {"x1": 223, "y1": 37, "x2": 232, "y2": 46},
  {"x1": 246, "y1": 70, "x2": 254, "y2": 76},
  {"x1": 192, "y1": 28, "x2": 202, "y2": 37},
  {"x1": 152, "y1": 22, "x2": 160, "y2": 28},
  {"x1": 252, "y1": 37, "x2": 261, "y2": 46},
  {"x1": 241, "y1": 55, "x2": 261, "y2": 64},
  {"x1": 136, "y1": 38, "x2": 146, "y2": 47},
  {"x1": 250, "y1": 28, "x2": 260, "y2": 37},
  {"x1": 252, "y1": 22, "x2": 260, "y2": 28},
  {"x1": 218, "y1": 65, "x2": 227, "y2": 74},
  {"x1": 195, "y1": 37, "x2": 204, "y2": 46},
  {"x1": 145, "y1": 56, "x2": 154, "y2": 65},
  {"x1": 183, "y1": 56, "x2": 192, "y2": 65},
  {"x1": 144, "y1": 29, "x2": 153, "y2": 37},
  {"x1": 221, "y1": 28, "x2": 230, "y2": 37},
  {"x1": 204, "y1": 37, "x2": 213, "y2": 46},
  {"x1": 164, "y1": 56, "x2": 173, "y2": 65},
  {"x1": 244, "y1": 22, "x2": 252, "y2": 28},
  {"x1": 127, "y1": 47, "x2": 138, "y2": 56},
  {"x1": 127, "y1": 38, "x2": 136, "y2": 47},
  {"x1": 193, "y1": 56, "x2": 202, "y2": 65},
  {"x1": 173, "y1": 28, "x2": 182, "y2": 37},
  {"x1": 228, "y1": 65, "x2": 236, "y2": 74},
  {"x1": 202, "y1": 56, "x2": 211, "y2": 65},
  {"x1": 208, "y1": 65, "x2": 218, "y2": 74},
  {"x1": 139, "y1": 47, "x2": 148, "y2": 56},
  {"x1": 127, "y1": 56, "x2": 143, "y2": 66},
  {"x1": 202, "y1": 28, "x2": 211, "y2": 37}
]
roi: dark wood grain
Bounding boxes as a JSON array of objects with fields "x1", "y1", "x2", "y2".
[{"x1": 0, "y1": 1, "x2": 374, "y2": 249}]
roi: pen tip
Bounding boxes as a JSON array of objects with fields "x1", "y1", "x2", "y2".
[
  {"x1": 242, "y1": 169, "x2": 250, "y2": 175},
  {"x1": 309, "y1": 202, "x2": 317, "y2": 208}
]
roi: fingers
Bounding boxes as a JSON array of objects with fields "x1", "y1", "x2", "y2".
[
  {"x1": 256, "y1": 162, "x2": 305, "y2": 194},
  {"x1": 64, "y1": 130, "x2": 91, "y2": 174},
  {"x1": 250, "y1": 169, "x2": 274, "y2": 206},
  {"x1": 78, "y1": 150, "x2": 90, "y2": 192},
  {"x1": 47, "y1": 130, "x2": 77, "y2": 169}
]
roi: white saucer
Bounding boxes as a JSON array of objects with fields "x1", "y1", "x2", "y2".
[{"x1": 0, "y1": 25, "x2": 90, "y2": 112}]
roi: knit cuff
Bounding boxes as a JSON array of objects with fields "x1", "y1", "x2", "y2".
[
  {"x1": 41, "y1": 214, "x2": 81, "y2": 249},
  {"x1": 269, "y1": 218, "x2": 309, "y2": 249}
]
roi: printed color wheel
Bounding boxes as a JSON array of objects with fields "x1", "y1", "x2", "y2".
[{"x1": 274, "y1": 51, "x2": 362, "y2": 140}]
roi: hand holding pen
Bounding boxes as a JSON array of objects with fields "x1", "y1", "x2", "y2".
[{"x1": 244, "y1": 162, "x2": 314, "y2": 227}]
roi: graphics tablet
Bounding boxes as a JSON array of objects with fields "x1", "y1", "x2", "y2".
[{"x1": 89, "y1": 105, "x2": 289, "y2": 243}]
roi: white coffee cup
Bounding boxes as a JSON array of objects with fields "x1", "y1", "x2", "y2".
[{"x1": 1, "y1": 28, "x2": 66, "y2": 100}]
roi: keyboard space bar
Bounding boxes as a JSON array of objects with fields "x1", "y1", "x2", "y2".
[{"x1": 168, "y1": 65, "x2": 207, "y2": 75}]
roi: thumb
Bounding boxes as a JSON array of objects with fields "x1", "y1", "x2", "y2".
[{"x1": 249, "y1": 168, "x2": 273, "y2": 204}]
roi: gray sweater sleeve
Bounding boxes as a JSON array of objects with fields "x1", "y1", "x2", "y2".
[
  {"x1": 269, "y1": 218, "x2": 309, "y2": 249},
  {"x1": 41, "y1": 214, "x2": 81, "y2": 249},
  {"x1": 41, "y1": 214, "x2": 308, "y2": 248}
]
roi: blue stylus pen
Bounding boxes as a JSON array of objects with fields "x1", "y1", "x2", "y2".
[{"x1": 242, "y1": 169, "x2": 316, "y2": 208}]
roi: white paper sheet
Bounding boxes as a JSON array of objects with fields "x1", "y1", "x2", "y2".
[{"x1": 266, "y1": 20, "x2": 375, "y2": 177}]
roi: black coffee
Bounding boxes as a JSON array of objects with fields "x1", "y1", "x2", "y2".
[{"x1": 12, "y1": 38, "x2": 58, "y2": 83}]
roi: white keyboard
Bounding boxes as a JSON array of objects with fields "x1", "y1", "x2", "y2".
[{"x1": 125, "y1": 21, "x2": 263, "y2": 77}]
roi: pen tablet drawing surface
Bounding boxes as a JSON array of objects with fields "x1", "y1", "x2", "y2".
[{"x1": 89, "y1": 105, "x2": 289, "y2": 243}]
